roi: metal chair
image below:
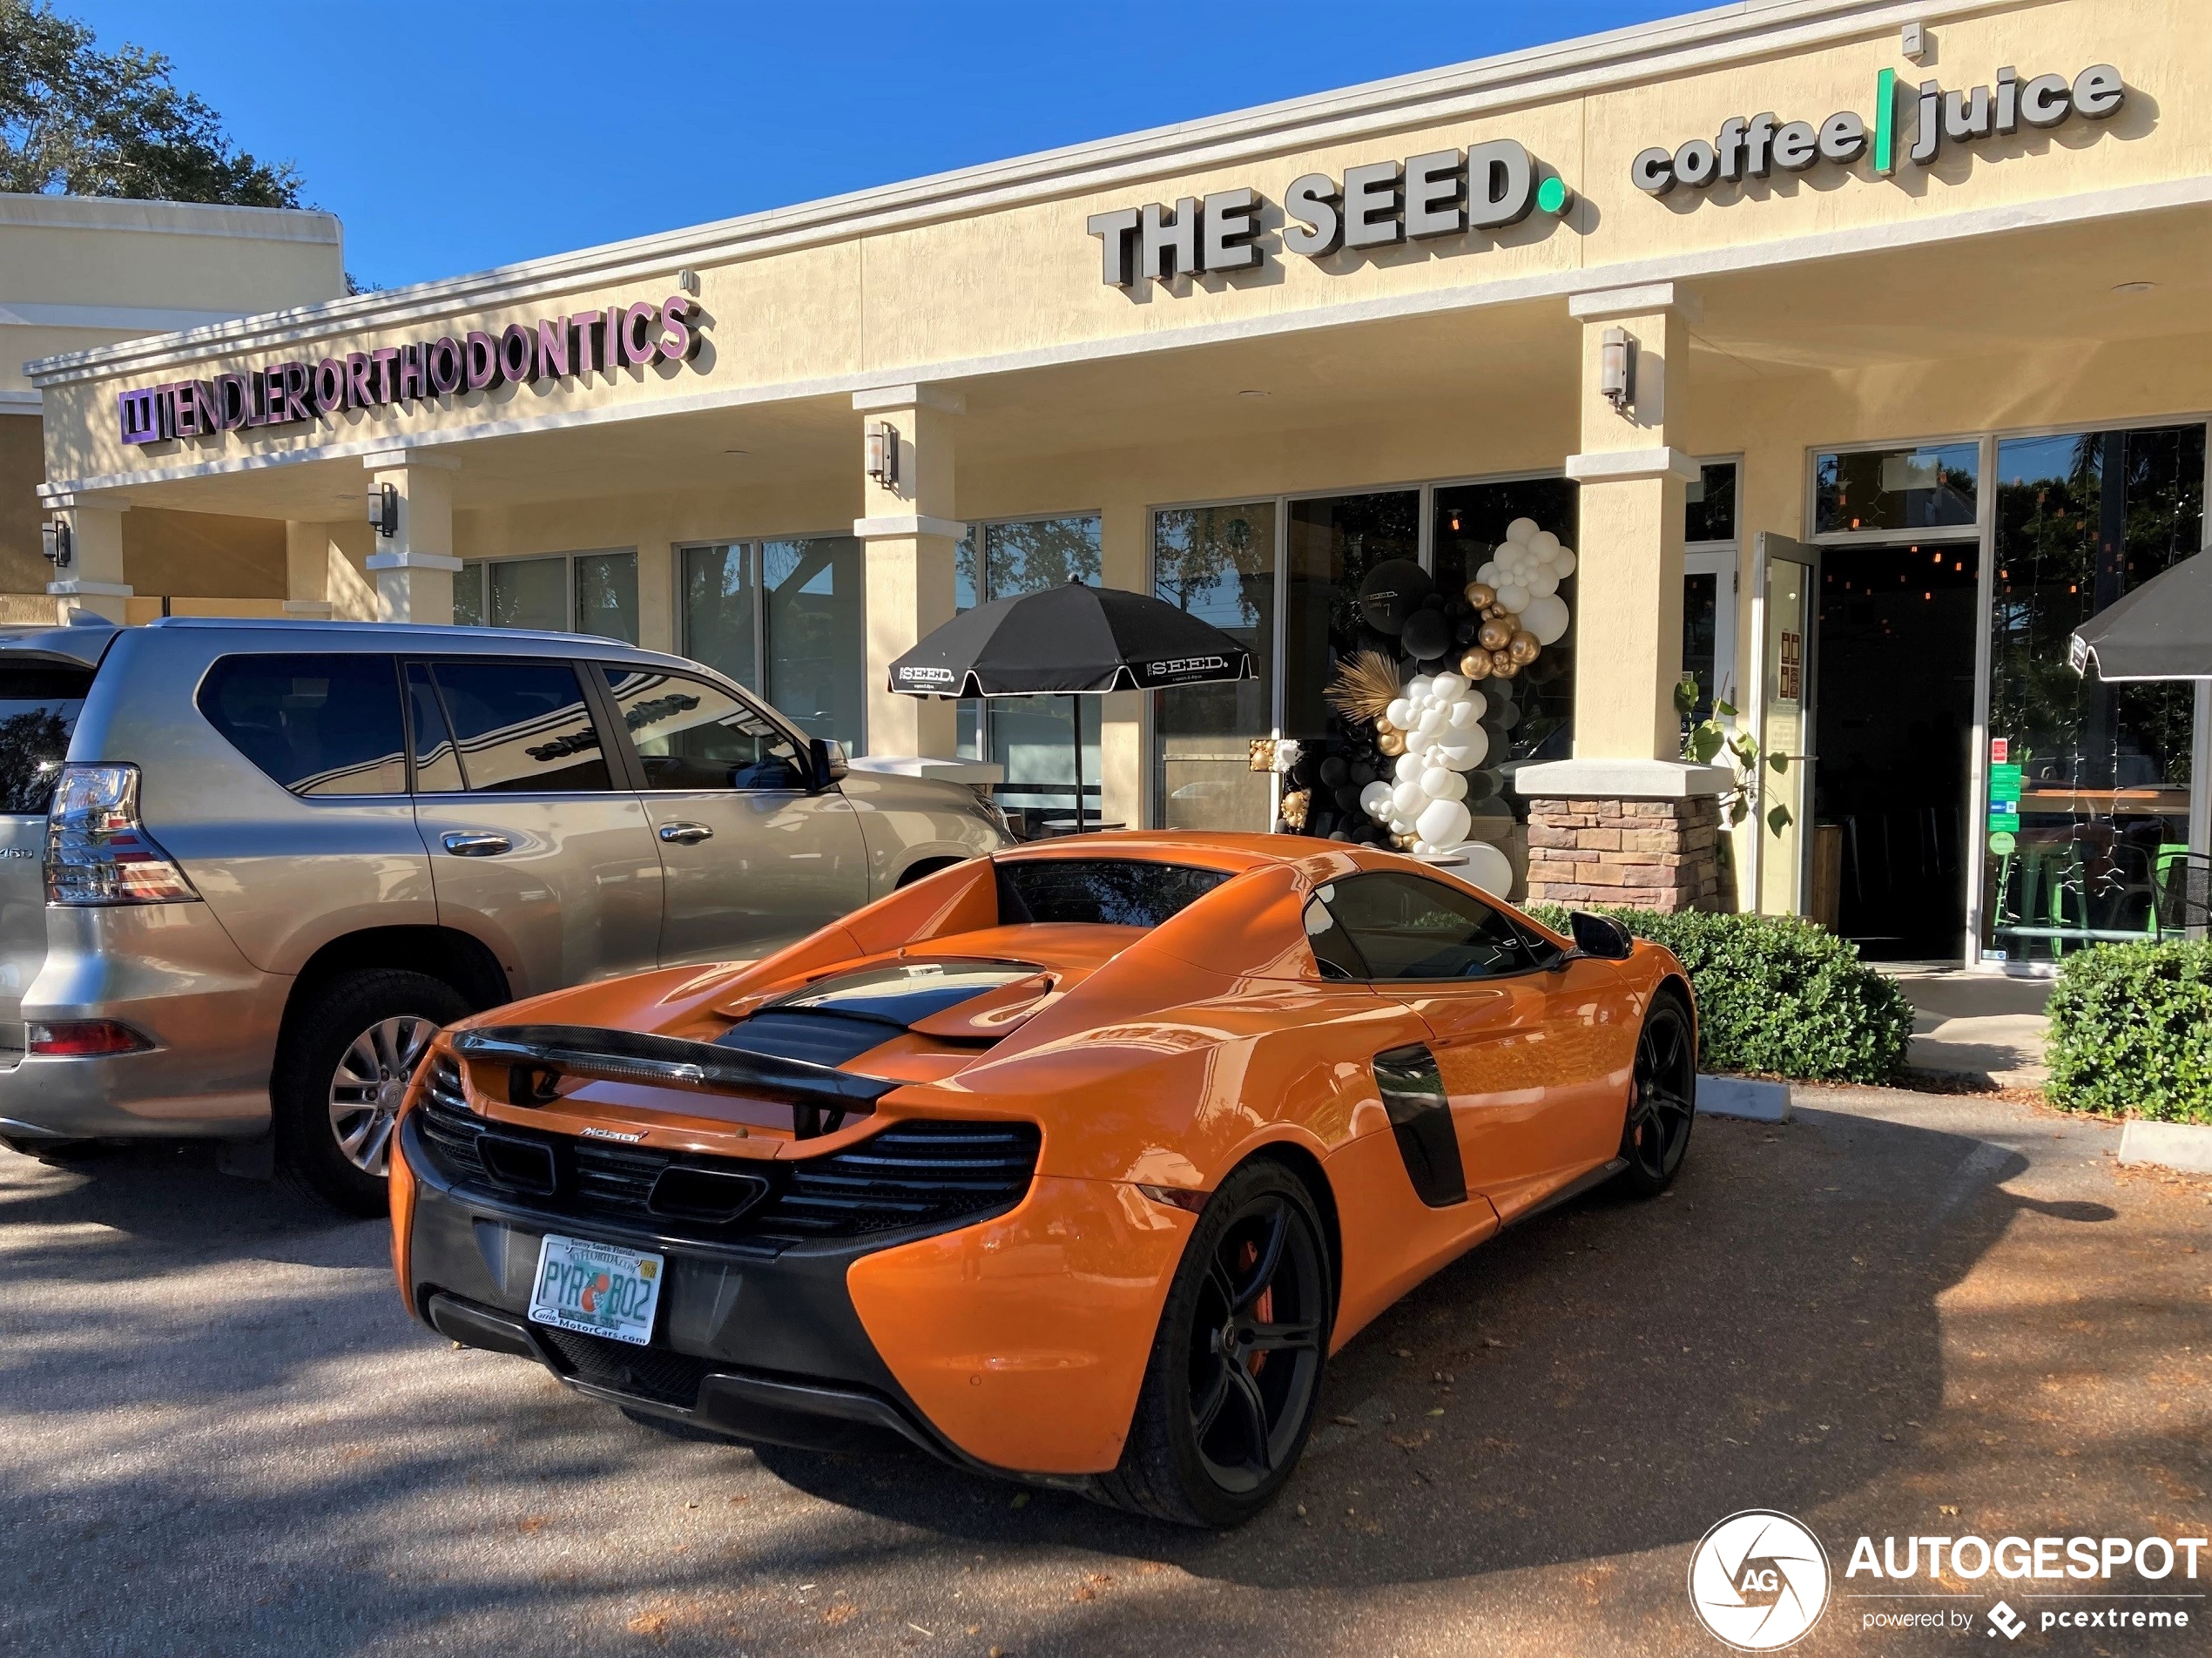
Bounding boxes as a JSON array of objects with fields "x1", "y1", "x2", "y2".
[{"x1": 2152, "y1": 852, "x2": 2211, "y2": 940}]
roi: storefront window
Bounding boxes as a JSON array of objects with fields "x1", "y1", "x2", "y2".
[
  {"x1": 679, "y1": 543, "x2": 758, "y2": 689},
  {"x1": 763, "y1": 536, "x2": 865, "y2": 752},
  {"x1": 1152, "y1": 502, "x2": 1276, "y2": 831},
  {"x1": 955, "y1": 516, "x2": 1103, "y2": 826},
  {"x1": 455, "y1": 550, "x2": 640, "y2": 644},
  {"x1": 1283, "y1": 490, "x2": 1420, "y2": 740},
  {"x1": 1432, "y1": 478, "x2": 1578, "y2": 781},
  {"x1": 1685, "y1": 461, "x2": 1737, "y2": 545},
  {"x1": 1981, "y1": 424, "x2": 2203, "y2": 964},
  {"x1": 1682, "y1": 572, "x2": 1718, "y2": 728},
  {"x1": 1815, "y1": 442, "x2": 1979, "y2": 534}
]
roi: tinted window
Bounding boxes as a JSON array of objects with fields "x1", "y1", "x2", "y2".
[
  {"x1": 996, "y1": 859, "x2": 1228, "y2": 927},
  {"x1": 428, "y1": 660, "x2": 611, "y2": 792},
  {"x1": 404, "y1": 662, "x2": 464, "y2": 792},
  {"x1": 602, "y1": 667, "x2": 806, "y2": 791},
  {"x1": 1314, "y1": 872, "x2": 1554, "y2": 980},
  {"x1": 0, "y1": 664, "x2": 92, "y2": 814},
  {"x1": 198, "y1": 655, "x2": 407, "y2": 798}
]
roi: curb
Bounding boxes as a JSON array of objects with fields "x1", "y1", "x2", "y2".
[
  {"x1": 1697, "y1": 1075, "x2": 1790, "y2": 1122},
  {"x1": 2117, "y1": 1119, "x2": 2212, "y2": 1176}
]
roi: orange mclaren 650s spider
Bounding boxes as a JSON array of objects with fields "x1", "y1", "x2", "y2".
[{"x1": 391, "y1": 831, "x2": 1697, "y2": 1527}]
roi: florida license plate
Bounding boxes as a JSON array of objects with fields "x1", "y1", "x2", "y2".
[{"x1": 528, "y1": 1234, "x2": 664, "y2": 1347}]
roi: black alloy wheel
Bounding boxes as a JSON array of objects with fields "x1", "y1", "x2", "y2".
[
  {"x1": 1619, "y1": 992, "x2": 1697, "y2": 1196},
  {"x1": 1096, "y1": 1160, "x2": 1332, "y2": 1527}
]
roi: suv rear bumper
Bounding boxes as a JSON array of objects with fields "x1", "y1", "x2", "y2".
[{"x1": 0, "y1": 903, "x2": 286, "y2": 1140}]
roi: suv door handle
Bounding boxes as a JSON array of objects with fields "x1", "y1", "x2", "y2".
[
  {"x1": 658, "y1": 822, "x2": 713, "y2": 845},
  {"x1": 441, "y1": 832, "x2": 513, "y2": 858}
]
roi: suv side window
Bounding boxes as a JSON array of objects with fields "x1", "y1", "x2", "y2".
[
  {"x1": 601, "y1": 666, "x2": 807, "y2": 792},
  {"x1": 1309, "y1": 871, "x2": 1558, "y2": 981},
  {"x1": 419, "y1": 660, "x2": 614, "y2": 793},
  {"x1": 198, "y1": 654, "x2": 408, "y2": 798}
]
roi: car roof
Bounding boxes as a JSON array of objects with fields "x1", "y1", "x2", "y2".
[{"x1": 0, "y1": 615, "x2": 708, "y2": 674}]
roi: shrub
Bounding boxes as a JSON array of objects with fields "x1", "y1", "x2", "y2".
[
  {"x1": 1524, "y1": 904, "x2": 1915, "y2": 1084},
  {"x1": 2046, "y1": 939, "x2": 2212, "y2": 1122}
]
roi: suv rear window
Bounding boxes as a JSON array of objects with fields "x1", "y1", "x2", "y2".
[
  {"x1": 0, "y1": 663, "x2": 94, "y2": 814},
  {"x1": 996, "y1": 859, "x2": 1229, "y2": 927},
  {"x1": 199, "y1": 655, "x2": 408, "y2": 797}
]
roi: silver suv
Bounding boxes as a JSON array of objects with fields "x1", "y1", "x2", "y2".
[{"x1": 0, "y1": 617, "x2": 1006, "y2": 1211}]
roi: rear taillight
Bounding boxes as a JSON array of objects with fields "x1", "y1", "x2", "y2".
[
  {"x1": 44, "y1": 764, "x2": 199, "y2": 906},
  {"x1": 30, "y1": 1020, "x2": 156, "y2": 1057}
]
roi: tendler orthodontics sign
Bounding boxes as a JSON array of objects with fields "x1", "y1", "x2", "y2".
[
  {"x1": 1631, "y1": 61, "x2": 2125, "y2": 198},
  {"x1": 115, "y1": 293, "x2": 705, "y2": 449},
  {"x1": 1085, "y1": 138, "x2": 1571, "y2": 288}
]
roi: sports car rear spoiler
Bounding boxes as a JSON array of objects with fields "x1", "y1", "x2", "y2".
[{"x1": 451, "y1": 1024, "x2": 893, "y2": 1139}]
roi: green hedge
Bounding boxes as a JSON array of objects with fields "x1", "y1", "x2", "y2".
[
  {"x1": 1524, "y1": 904, "x2": 1915, "y2": 1084},
  {"x1": 2047, "y1": 939, "x2": 2212, "y2": 1122}
]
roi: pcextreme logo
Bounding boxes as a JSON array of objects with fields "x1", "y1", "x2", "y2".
[{"x1": 1688, "y1": 1510, "x2": 1832, "y2": 1650}]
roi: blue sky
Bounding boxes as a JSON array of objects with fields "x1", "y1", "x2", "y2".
[{"x1": 79, "y1": 1, "x2": 1685, "y2": 291}]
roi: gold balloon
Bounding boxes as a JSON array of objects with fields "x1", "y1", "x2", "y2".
[
  {"x1": 1489, "y1": 650, "x2": 1520, "y2": 678},
  {"x1": 1378, "y1": 730, "x2": 1406, "y2": 756},
  {"x1": 1463, "y1": 581, "x2": 1496, "y2": 609},
  {"x1": 1508, "y1": 630, "x2": 1540, "y2": 664},
  {"x1": 1391, "y1": 832, "x2": 1417, "y2": 850},
  {"x1": 1458, "y1": 649, "x2": 1493, "y2": 679},
  {"x1": 1478, "y1": 618, "x2": 1513, "y2": 651}
]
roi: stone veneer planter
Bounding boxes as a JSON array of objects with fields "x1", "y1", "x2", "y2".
[{"x1": 1523, "y1": 795, "x2": 1727, "y2": 913}]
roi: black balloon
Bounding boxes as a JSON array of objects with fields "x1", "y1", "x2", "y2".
[
  {"x1": 1318, "y1": 755, "x2": 1348, "y2": 786},
  {"x1": 1461, "y1": 769, "x2": 1499, "y2": 802},
  {"x1": 1349, "y1": 762, "x2": 1376, "y2": 786},
  {"x1": 1357, "y1": 558, "x2": 1433, "y2": 636},
  {"x1": 1327, "y1": 829, "x2": 1352, "y2": 842},
  {"x1": 1453, "y1": 617, "x2": 1480, "y2": 646},
  {"x1": 1445, "y1": 596, "x2": 1471, "y2": 619},
  {"x1": 1400, "y1": 608, "x2": 1453, "y2": 662}
]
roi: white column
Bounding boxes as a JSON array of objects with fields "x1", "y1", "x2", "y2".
[
  {"x1": 853, "y1": 384, "x2": 963, "y2": 759},
  {"x1": 40, "y1": 490, "x2": 133, "y2": 623},
  {"x1": 283, "y1": 521, "x2": 334, "y2": 617},
  {"x1": 361, "y1": 450, "x2": 462, "y2": 625}
]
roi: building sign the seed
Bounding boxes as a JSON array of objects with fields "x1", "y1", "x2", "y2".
[{"x1": 117, "y1": 293, "x2": 705, "y2": 448}]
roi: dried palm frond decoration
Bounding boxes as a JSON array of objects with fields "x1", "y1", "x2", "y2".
[{"x1": 1325, "y1": 651, "x2": 1404, "y2": 727}]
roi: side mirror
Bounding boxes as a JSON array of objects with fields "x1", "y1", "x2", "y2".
[
  {"x1": 809, "y1": 738, "x2": 849, "y2": 789},
  {"x1": 1568, "y1": 910, "x2": 1634, "y2": 960}
]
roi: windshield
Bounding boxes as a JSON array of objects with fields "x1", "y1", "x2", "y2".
[
  {"x1": 996, "y1": 859, "x2": 1229, "y2": 927},
  {"x1": 0, "y1": 664, "x2": 93, "y2": 815}
]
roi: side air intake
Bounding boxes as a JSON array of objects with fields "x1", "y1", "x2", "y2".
[{"x1": 1372, "y1": 1044, "x2": 1467, "y2": 1208}]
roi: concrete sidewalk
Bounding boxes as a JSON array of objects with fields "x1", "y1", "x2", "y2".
[{"x1": 1884, "y1": 965, "x2": 2051, "y2": 1088}]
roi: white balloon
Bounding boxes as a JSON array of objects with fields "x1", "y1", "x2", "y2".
[
  {"x1": 1505, "y1": 517, "x2": 1538, "y2": 545},
  {"x1": 1434, "y1": 730, "x2": 1489, "y2": 770},
  {"x1": 1388, "y1": 813, "x2": 1416, "y2": 835},
  {"x1": 1410, "y1": 839, "x2": 1433, "y2": 857},
  {"x1": 1416, "y1": 797, "x2": 1472, "y2": 848},
  {"x1": 1385, "y1": 697, "x2": 1414, "y2": 729},
  {"x1": 1391, "y1": 780, "x2": 1428, "y2": 817},
  {"x1": 1474, "y1": 561, "x2": 1501, "y2": 587},
  {"x1": 1496, "y1": 583, "x2": 1531, "y2": 614},
  {"x1": 1394, "y1": 751, "x2": 1426, "y2": 784},
  {"x1": 1413, "y1": 709, "x2": 1449, "y2": 742},
  {"x1": 1526, "y1": 568, "x2": 1559, "y2": 599},
  {"x1": 1431, "y1": 671, "x2": 1468, "y2": 702},
  {"x1": 1521, "y1": 593, "x2": 1570, "y2": 645},
  {"x1": 1447, "y1": 698, "x2": 1482, "y2": 729},
  {"x1": 1551, "y1": 547, "x2": 1576, "y2": 576},
  {"x1": 1406, "y1": 675, "x2": 1434, "y2": 704},
  {"x1": 1359, "y1": 780, "x2": 1394, "y2": 819},
  {"x1": 1527, "y1": 530, "x2": 1561, "y2": 560},
  {"x1": 1425, "y1": 767, "x2": 1467, "y2": 801},
  {"x1": 1460, "y1": 839, "x2": 1514, "y2": 896}
]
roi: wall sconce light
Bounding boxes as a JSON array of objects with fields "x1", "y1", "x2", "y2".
[
  {"x1": 677, "y1": 268, "x2": 700, "y2": 295},
  {"x1": 1900, "y1": 21, "x2": 1931, "y2": 64},
  {"x1": 40, "y1": 518, "x2": 71, "y2": 570},
  {"x1": 368, "y1": 482, "x2": 399, "y2": 538},
  {"x1": 1600, "y1": 327, "x2": 1635, "y2": 412},
  {"x1": 866, "y1": 420, "x2": 899, "y2": 487}
]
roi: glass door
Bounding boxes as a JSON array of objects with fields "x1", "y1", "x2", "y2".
[{"x1": 1750, "y1": 533, "x2": 1819, "y2": 915}]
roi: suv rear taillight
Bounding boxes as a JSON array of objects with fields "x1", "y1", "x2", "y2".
[
  {"x1": 30, "y1": 1020, "x2": 155, "y2": 1057},
  {"x1": 44, "y1": 764, "x2": 199, "y2": 906}
]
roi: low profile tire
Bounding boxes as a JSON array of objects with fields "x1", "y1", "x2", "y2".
[
  {"x1": 1617, "y1": 990, "x2": 1697, "y2": 1197},
  {"x1": 1096, "y1": 1160, "x2": 1333, "y2": 1528},
  {"x1": 273, "y1": 969, "x2": 469, "y2": 1217}
]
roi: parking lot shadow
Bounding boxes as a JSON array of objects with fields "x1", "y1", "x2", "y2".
[{"x1": 747, "y1": 1109, "x2": 2111, "y2": 1589}]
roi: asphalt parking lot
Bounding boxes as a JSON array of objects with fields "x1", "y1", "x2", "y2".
[{"x1": 3, "y1": 1090, "x2": 2208, "y2": 1657}]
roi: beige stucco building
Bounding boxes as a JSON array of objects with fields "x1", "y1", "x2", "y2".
[
  {"x1": 3, "y1": 191, "x2": 345, "y2": 613},
  {"x1": 23, "y1": 0, "x2": 2212, "y2": 970}
]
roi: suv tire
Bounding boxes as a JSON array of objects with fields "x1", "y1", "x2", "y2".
[{"x1": 273, "y1": 968, "x2": 469, "y2": 1217}]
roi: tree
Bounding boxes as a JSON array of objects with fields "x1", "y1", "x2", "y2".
[{"x1": 0, "y1": 0, "x2": 300, "y2": 206}]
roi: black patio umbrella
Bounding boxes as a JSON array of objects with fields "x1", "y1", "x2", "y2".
[
  {"x1": 889, "y1": 580, "x2": 1254, "y2": 832},
  {"x1": 2069, "y1": 550, "x2": 2212, "y2": 681}
]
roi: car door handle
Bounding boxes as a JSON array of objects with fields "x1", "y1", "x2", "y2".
[
  {"x1": 441, "y1": 832, "x2": 513, "y2": 858},
  {"x1": 658, "y1": 822, "x2": 713, "y2": 845}
]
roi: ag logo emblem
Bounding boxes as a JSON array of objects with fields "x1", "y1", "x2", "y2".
[{"x1": 1688, "y1": 1509, "x2": 1831, "y2": 1650}]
